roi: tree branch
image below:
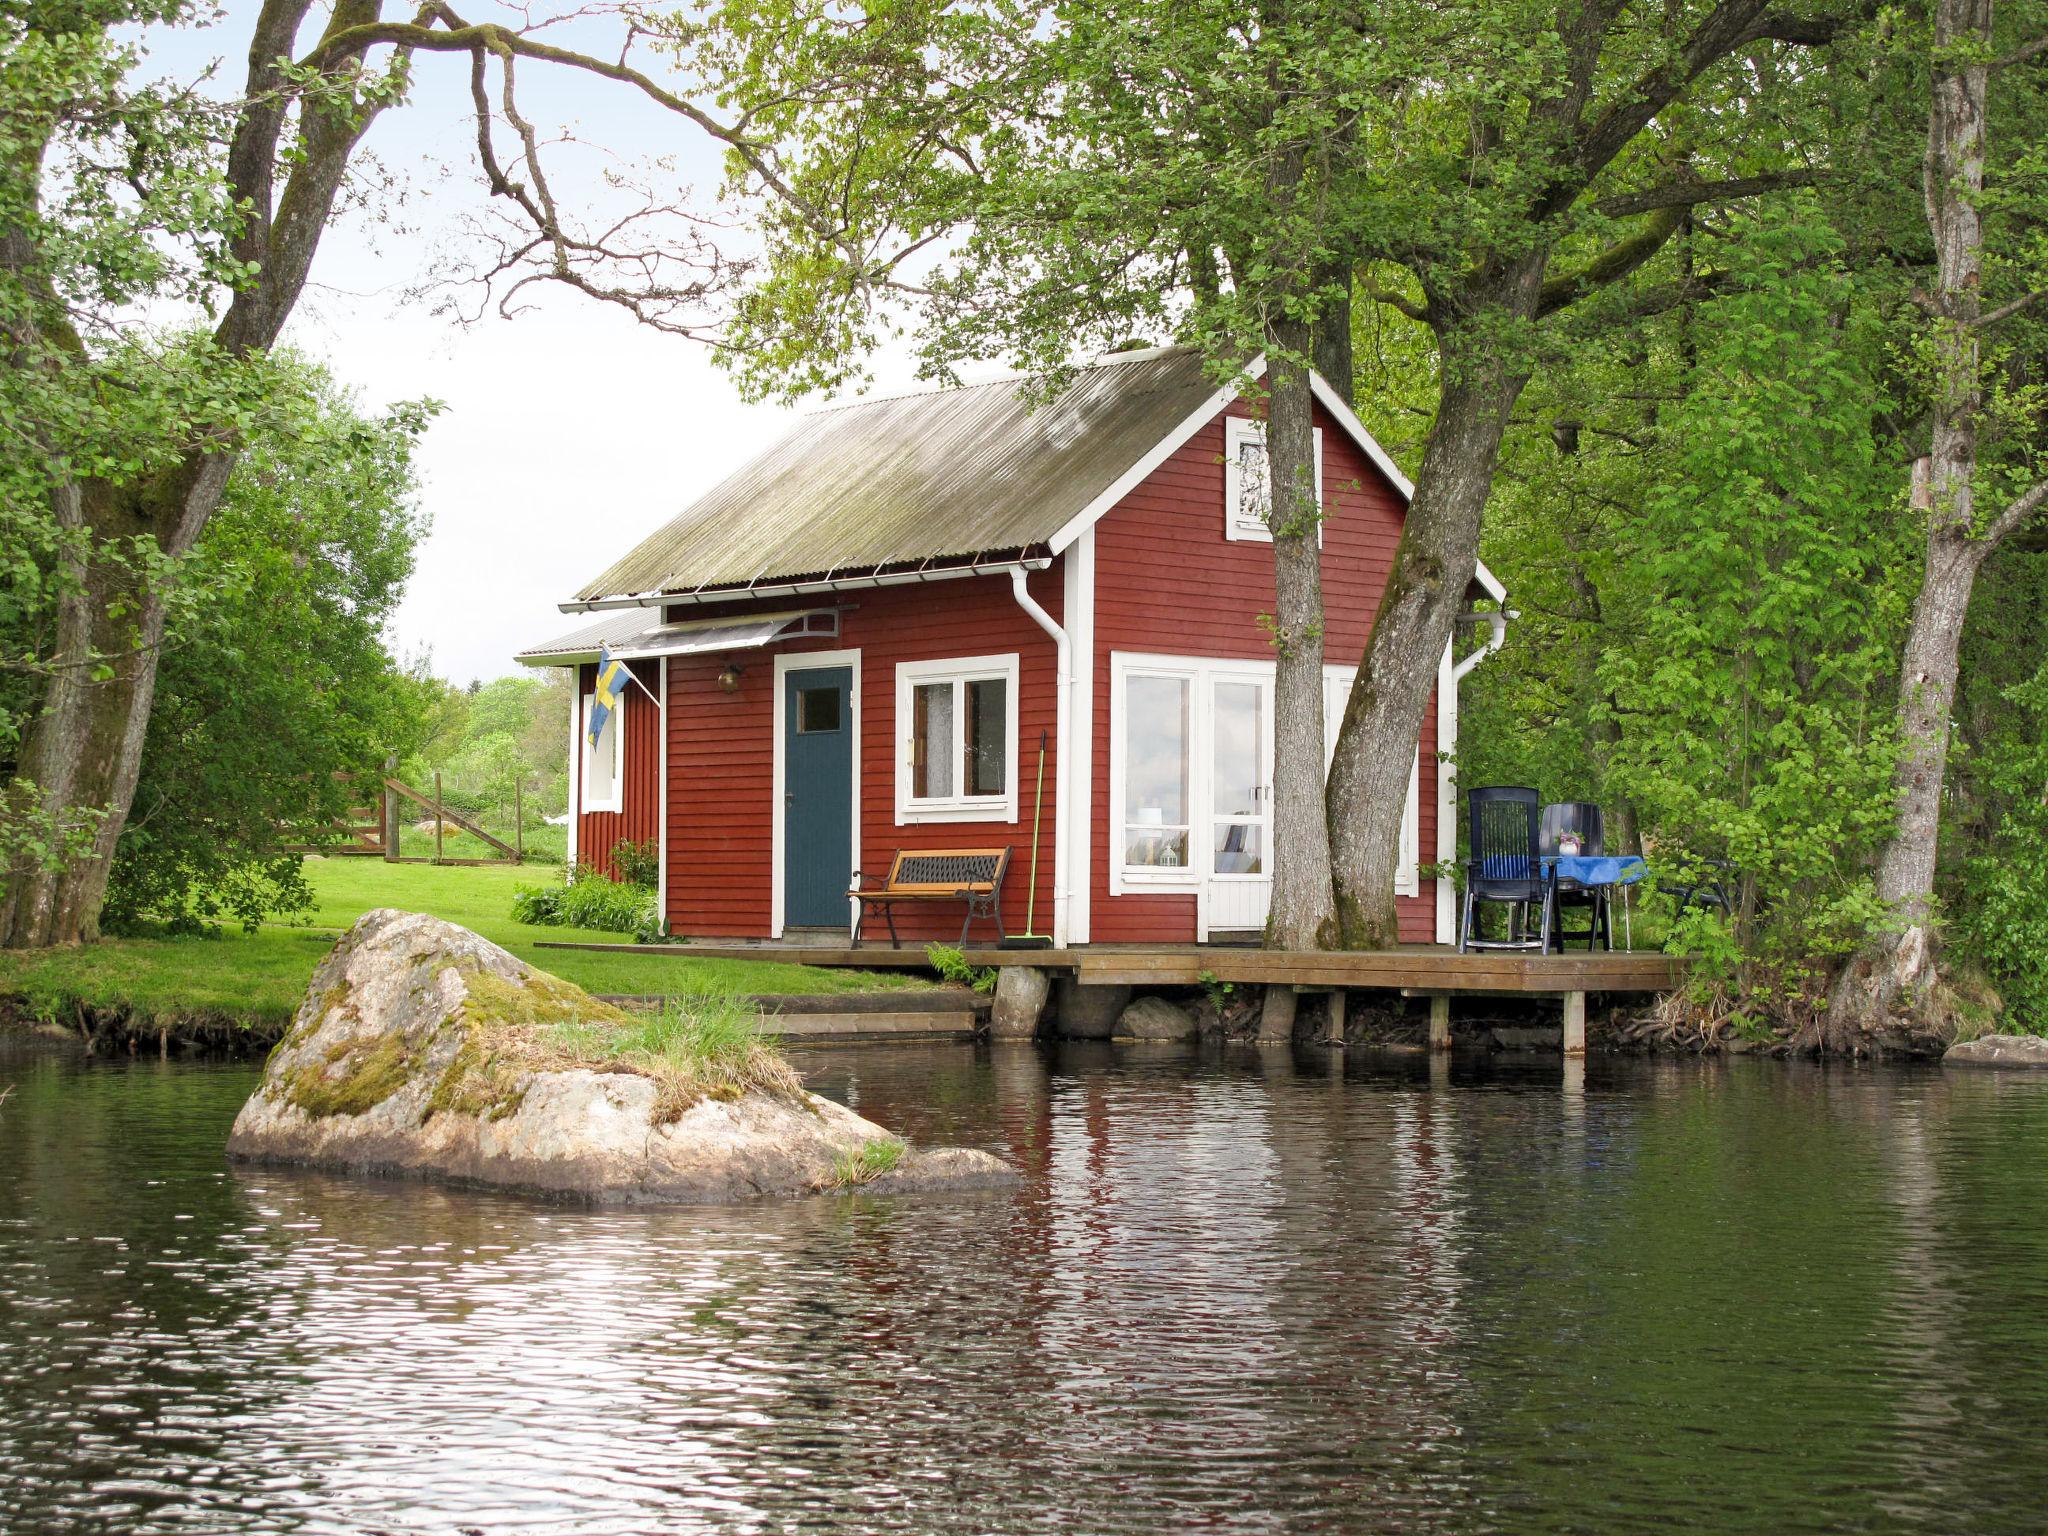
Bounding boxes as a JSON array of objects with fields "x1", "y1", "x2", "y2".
[
  {"x1": 1537, "y1": 205, "x2": 1688, "y2": 317},
  {"x1": 1543, "y1": 0, "x2": 1855, "y2": 221},
  {"x1": 1980, "y1": 479, "x2": 2048, "y2": 550},
  {"x1": 1980, "y1": 288, "x2": 2047, "y2": 328},
  {"x1": 1595, "y1": 168, "x2": 1824, "y2": 218},
  {"x1": 1354, "y1": 272, "x2": 1428, "y2": 323},
  {"x1": 1991, "y1": 33, "x2": 2048, "y2": 68}
]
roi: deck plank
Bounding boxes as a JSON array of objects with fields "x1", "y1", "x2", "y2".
[{"x1": 534, "y1": 939, "x2": 1685, "y2": 995}]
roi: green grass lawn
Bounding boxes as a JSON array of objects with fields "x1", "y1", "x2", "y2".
[{"x1": 0, "y1": 858, "x2": 928, "y2": 1034}]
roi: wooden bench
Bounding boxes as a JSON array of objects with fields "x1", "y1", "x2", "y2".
[{"x1": 849, "y1": 847, "x2": 1012, "y2": 949}]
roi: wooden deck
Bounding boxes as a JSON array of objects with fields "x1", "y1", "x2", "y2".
[{"x1": 535, "y1": 939, "x2": 1684, "y2": 997}]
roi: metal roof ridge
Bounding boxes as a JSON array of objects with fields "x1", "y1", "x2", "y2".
[{"x1": 799, "y1": 343, "x2": 1198, "y2": 418}]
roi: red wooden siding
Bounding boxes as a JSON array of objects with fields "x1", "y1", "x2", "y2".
[
  {"x1": 663, "y1": 572, "x2": 1064, "y2": 941},
  {"x1": 1089, "y1": 395, "x2": 1439, "y2": 943},
  {"x1": 575, "y1": 658, "x2": 661, "y2": 880}
]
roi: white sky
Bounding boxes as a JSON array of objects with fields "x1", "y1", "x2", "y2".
[{"x1": 137, "y1": 3, "x2": 924, "y2": 686}]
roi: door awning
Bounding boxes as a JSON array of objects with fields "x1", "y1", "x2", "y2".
[{"x1": 516, "y1": 608, "x2": 838, "y2": 667}]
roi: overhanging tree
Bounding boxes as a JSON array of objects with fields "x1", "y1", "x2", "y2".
[
  {"x1": 0, "y1": 0, "x2": 911, "y2": 947},
  {"x1": 1822, "y1": 0, "x2": 2048, "y2": 1047}
]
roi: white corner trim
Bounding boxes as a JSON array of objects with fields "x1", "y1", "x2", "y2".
[
  {"x1": 1064, "y1": 530, "x2": 1095, "y2": 944},
  {"x1": 565, "y1": 680, "x2": 581, "y2": 876},
  {"x1": 893, "y1": 652, "x2": 1021, "y2": 824},
  {"x1": 655, "y1": 659, "x2": 669, "y2": 937},
  {"x1": 1435, "y1": 640, "x2": 1458, "y2": 944},
  {"x1": 770, "y1": 647, "x2": 862, "y2": 939}
]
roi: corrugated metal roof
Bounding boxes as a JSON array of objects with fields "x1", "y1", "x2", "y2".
[
  {"x1": 517, "y1": 608, "x2": 839, "y2": 666},
  {"x1": 574, "y1": 347, "x2": 1228, "y2": 602},
  {"x1": 516, "y1": 610, "x2": 652, "y2": 665}
]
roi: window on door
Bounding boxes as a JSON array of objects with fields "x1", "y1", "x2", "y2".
[
  {"x1": 895, "y1": 654, "x2": 1018, "y2": 822},
  {"x1": 1121, "y1": 672, "x2": 1191, "y2": 871},
  {"x1": 583, "y1": 689, "x2": 624, "y2": 814}
]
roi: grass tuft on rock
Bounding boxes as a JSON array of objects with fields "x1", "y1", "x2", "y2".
[
  {"x1": 820, "y1": 1136, "x2": 908, "y2": 1190},
  {"x1": 543, "y1": 993, "x2": 804, "y2": 1122},
  {"x1": 422, "y1": 969, "x2": 802, "y2": 1126}
]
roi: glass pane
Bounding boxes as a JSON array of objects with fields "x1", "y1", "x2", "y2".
[
  {"x1": 1236, "y1": 431, "x2": 1269, "y2": 531},
  {"x1": 1213, "y1": 822, "x2": 1264, "y2": 876},
  {"x1": 1124, "y1": 674, "x2": 1188, "y2": 868},
  {"x1": 912, "y1": 681, "x2": 954, "y2": 798},
  {"x1": 1212, "y1": 679, "x2": 1262, "y2": 816},
  {"x1": 1124, "y1": 826, "x2": 1189, "y2": 869},
  {"x1": 796, "y1": 685, "x2": 840, "y2": 734},
  {"x1": 965, "y1": 677, "x2": 1007, "y2": 797}
]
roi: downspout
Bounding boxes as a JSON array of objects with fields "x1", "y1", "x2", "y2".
[
  {"x1": 1009, "y1": 565, "x2": 1071, "y2": 947},
  {"x1": 1436, "y1": 606, "x2": 1509, "y2": 942},
  {"x1": 1452, "y1": 608, "x2": 1506, "y2": 686}
]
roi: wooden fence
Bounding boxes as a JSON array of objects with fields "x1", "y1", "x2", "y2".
[{"x1": 281, "y1": 757, "x2": 529, "y2": 866}]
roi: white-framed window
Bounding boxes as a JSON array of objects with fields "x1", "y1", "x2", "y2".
[
  {"x1": 895, "y1": 654, "x2": 1019, "y2": 823},
  {"x1": 1224, "y1": 416, "x2": 1324, "y2": 543},
  {"x1": 582, "y1": 688, "x2": 624, "y2": 814},
  {"x1": 1107, "y1": 652, "x2": 1419, "y2": 897},
  {"x1": 1118, "y1": 664, "x2": 1197, "y2": 879}
]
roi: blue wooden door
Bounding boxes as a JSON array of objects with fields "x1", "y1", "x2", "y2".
[{"x1": 783, "y1": 665, "x2": 854, "y2": 927}]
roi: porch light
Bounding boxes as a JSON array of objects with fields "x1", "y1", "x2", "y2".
[{"x1": 717, "y1": 660, "x2": 745, "y2": 693}]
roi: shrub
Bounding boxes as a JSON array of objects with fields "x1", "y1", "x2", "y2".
[
  {"x1": 512, "y1": 861, "x2": 655, "y2": 936},
  {"x1": 613, "y1": 837, "x2": 660, "y2": 888}
]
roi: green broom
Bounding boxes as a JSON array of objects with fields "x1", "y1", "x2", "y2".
[{"x1": 999, "y1": 729, "x2": 1054, "y2": 949}]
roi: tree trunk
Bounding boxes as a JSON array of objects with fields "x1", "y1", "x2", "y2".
[
  {"x1": 1820, "y1": 0, "x2": 2004, "y2": 1049},
  {"x1": 1, "y1": 464, "x2": 232, "y2": 946},
  {"x1": 1264, "y1": 322, "x2": 1339, "y2": 948},
  {"x1": 1, "y1": 0, "x2": 389, "y2": 947},
  {"x1": 1327, "y1": 326, "x2": 1531, "y2": 946}
]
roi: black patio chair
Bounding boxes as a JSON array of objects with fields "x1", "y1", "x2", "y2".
[
  {"x1": 1539, "y1": 801, "x2": 1611, "y2": 952},
  {"x1": 1460, "y1": 786, "x2": 1548, "y2": 952}
]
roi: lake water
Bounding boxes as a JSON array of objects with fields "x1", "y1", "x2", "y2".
[{"x1": 4, "y1": 1035, "x2": 2047, "y2": 1534}]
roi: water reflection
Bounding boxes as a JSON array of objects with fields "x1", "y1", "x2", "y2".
[{"x1": 4, "y1": 1037, "x2": 2048, "y2": 1533}]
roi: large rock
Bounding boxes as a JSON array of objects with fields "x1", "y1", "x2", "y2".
[
  {"x1": 1944, "y1": 1033, "x2": 2048, "y2": 1069},
  {"x1": 990, "y1": 966, "x2": 1051, "y2": 1039},
  {"x1": 228, "y1": 910, "x2": 1017, "y2": 1203},
  {"x1": 1114, "y1": 994, "x2": 1199, "y2": 1042}
]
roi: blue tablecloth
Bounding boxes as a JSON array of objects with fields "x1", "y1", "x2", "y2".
[{"x1": 1545, "y1": 854, "x2": 1647, "y2": 886}]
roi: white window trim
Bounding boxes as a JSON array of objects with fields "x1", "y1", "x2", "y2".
[
  {"x1": 1107, "y1": 651, "x2": 1420, "y2": 899},
  {"x1": 1108, "y1": 655, "x2": 1207, "y2": 892},
  {"x1": 1224, "y1": 416, "x2": 1324, "y2": 544},
  {"x1": 581, "y1": 683, "x2": 625, "y2": 815},
  {"x1": 894, "y1": 653, "x2": 1020, "y2": 824}
]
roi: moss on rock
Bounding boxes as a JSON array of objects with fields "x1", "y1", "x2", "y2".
[{"x1": 281, "y1": 1033, "x2": 418, "y2": 1118}]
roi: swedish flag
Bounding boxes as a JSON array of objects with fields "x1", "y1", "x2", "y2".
[{"x1": 587, "y1": 647, "x2": 631, "y2": 747}]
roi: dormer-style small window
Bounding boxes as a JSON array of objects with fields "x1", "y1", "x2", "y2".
[{"x1": 1224, "y1": 416, "x2": 1324, "y2": 543}]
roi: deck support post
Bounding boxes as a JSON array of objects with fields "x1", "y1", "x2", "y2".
[
  {"x1": 1257, "y1": 985, "x2": 1296, "y2": 1046},
  {"x1": 1562, "y1": 991, "x2": 1587, "y2": 1056},
  {"x1": 1323, "y1": 989, "x2": 1348, "y2": 1047},
  {"x1": 1429, "y1": 994, "x2": 1451, "y2": 1052}
]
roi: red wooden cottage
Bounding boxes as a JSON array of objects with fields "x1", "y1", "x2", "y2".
[{"x1": 517, "y1": 347, "x2": 1504, "y2": 949}]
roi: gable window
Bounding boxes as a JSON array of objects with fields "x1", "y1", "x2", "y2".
[
  {"x1": 1224, "y1": 416, "x2": 1324, "y2": 543},
  {"x1": 583, "y1": 688, "x2": 624, "y2": 814},
  {"x1": 896, "y1": 654, "x2": 1019, "y2": 822}
]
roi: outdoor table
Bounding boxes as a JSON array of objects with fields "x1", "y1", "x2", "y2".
[{"x1": 1540, "y1": 854, "x2": 1648, "y2": 950}]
